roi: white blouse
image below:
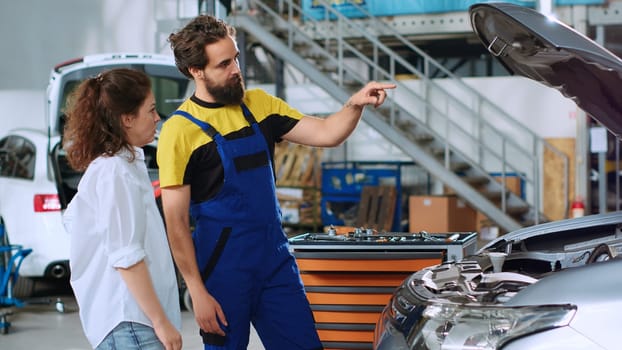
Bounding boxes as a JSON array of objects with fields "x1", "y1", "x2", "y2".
[{"x1": 63, "y1": 147, "x2": 181, "y2": 348}]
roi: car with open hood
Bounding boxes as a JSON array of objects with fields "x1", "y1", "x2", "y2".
[{"x1": 374, "y1": 3, "x2": 622, "y2": 349}]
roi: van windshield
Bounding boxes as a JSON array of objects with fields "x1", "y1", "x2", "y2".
[
  {"x1": 51, "y1": 63, "x2": 191, "y2": 209},
  {"x1": 55, "y1": 64, "x2": 191, "y2": 136}
]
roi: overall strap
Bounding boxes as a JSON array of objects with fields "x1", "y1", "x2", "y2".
[
  {"x1": 170, "y1": 110, "x2": 218, "y2": 138},
  {"x1": 240, "y1": 103, "x2": 257, "y2": 125}
]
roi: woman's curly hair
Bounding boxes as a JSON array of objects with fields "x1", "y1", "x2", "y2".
[{"x1": 63, "y1": 68, "x2": 151, "y2": 171}]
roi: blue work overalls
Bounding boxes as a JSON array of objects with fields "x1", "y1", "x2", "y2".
[{"x1": 172, "y1": 105, "x2": 322, "y2": 350}]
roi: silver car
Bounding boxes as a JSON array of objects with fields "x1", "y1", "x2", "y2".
[
  {"x1": 374, "y1": 3, "x2": 622, "y2": 350},
  {"x1": 374, "y1": 212, "x2": 622, "y2": 349}
]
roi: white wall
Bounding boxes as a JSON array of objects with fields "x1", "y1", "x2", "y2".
[
  {"x1": 0, "y1": 90, "x2": 46, "y2": 136},
  {"x1": 0, "y1": 0, "x2": 208, "y2": 136},
  {"x1": 0, "y1": 0, "x2": 169, "y2": 91},
  {"x1": 461, "y1": 76, "x2": 578, "y2": 138},
  {"x1": 0, "y1": 0, "x2": 231, "y2": 92}
]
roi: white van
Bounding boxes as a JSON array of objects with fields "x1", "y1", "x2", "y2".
[{"x1": 0, "y1": 53, "x2": 190, "y2": 296}]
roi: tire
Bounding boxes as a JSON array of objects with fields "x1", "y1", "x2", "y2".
[
  {"x1": 11, "y1": 276, "x2": 35, "y2": 298},
  {"x1": 176, "y1": 268, "x2": 193, "y2": 312},
  {"x1": 183, "y1": 287, "x2": 193, "y2": 313}
]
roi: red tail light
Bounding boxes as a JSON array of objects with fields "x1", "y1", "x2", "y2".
[
  {"x1": 152, "y1": 180, "x2": 161, "y2": 198},
  {"x1": 34, "y1": 194, "x2": 61, "y2": 212}
]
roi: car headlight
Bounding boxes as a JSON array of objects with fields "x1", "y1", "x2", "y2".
[{"x1": 407, "y1": 302, "x2": 576, "y2": 349}]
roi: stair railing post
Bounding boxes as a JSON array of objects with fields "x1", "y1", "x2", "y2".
[
  {"x1": 534, "y1": 145, "x2": 541, "y2": 224},
  {"x1": 444, "y1": 98, "x2": 450, "y2": 170},
  {"x1": 373, "y1": 42, "x2": 379, "y2": 82},
  {"x1": 337, "y1": 16, "x2": 344, "y2": 87},
  {"x1": 501, "y1": 141, "x2": 507, "y2": 212},
  {"x1": 477, "y1": 97, "x2": 484, "y2": 165},
  {"x1": 389, "y1": 57, "x2": 396, "y2": 126}
]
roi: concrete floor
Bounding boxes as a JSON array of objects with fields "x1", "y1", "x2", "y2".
[{"x1": 1, "y1": 280, "x2": 264, "y2": 349}]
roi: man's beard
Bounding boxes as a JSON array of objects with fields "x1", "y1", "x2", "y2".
[{"x1": 205, "y1": 74, "x2": 245, "y2": 105}]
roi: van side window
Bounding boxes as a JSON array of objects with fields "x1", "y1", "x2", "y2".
[{"x1": 0, "y1": 135, "x2": 36, "y2": 180}]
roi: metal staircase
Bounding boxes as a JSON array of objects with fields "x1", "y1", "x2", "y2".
[
  {"x1": 225, "y1": 0, "x2": 572, "y2": 232},
  {"x1": 156, "y1": 0, "x2": 570, "y2": 232}
]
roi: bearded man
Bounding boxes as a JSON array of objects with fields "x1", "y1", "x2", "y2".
[{"x1": 157, "y1": 14, "x2": 396, "y2": 350}]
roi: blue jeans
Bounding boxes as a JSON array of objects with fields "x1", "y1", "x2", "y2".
[{"x1": 96, "y1": 322, "x2": 164, "y2": 350}]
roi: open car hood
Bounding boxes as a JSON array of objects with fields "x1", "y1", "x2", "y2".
[
  {"x1": 469, "y1": 3, "x2": 622, "y2": 136},
  {"x1": 478, "y1": 210, "x2": 622, "y2": 252}
]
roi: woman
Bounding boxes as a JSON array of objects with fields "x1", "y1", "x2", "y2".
[{"x1": 62, "y1": 68, "x2": 182, "y2": 350}]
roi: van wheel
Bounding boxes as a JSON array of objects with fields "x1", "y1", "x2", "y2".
[
  {"x1": 176, "y1": 273, "x2": 192, "y2": 312},
  {"x1": 11, "y1": 276, "x2": 35, "y2": 298},
  {"x1": 183, "y1": 287, "x2": 193, "y2": 313}
]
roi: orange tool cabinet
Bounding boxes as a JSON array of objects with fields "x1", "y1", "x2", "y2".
[{"x1": 288, "y1": 230, "x2": 478, "y2": 350}]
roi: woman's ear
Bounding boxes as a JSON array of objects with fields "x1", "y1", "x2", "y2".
[{"x1": 121, "y1": 114, "x2": 134, "y2": 129}]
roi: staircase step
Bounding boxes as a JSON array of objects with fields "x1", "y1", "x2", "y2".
[
  {"x1": 394, "y1": 117, "x2": 412, "y2": 127},
  {"x1": 340, "y1": 80, "x2": 362, "y2": 91},
  {"x1": 462, "y1": 176, "x2": 489, "y2": 187},
  {"x1": 480, "y1": 190, "x2": 506, "y2": 201},
  {"x1": 317, "y1": 64, "x2": 337, "y2": 73},
  {"x1": 450, "y1": 162, "x2": 471, "y2": 173},
  {"x1": 430, "y1": 147, "x2": 451, "y2": 158},
  {"x1": 505, "y1": 205, "x2": 530, "y2": 217},
  {"x1": 519, "y1": 218, "x2": 538, "y2": 227},
  {"x1": 410, "y1": 132, "x2": 433, "y2": 143}
]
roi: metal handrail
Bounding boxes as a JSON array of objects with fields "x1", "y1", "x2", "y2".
[
  {"x1": 211, "y1": 6, "x2": 508, "y2": 230},
  {"x1": 310, "y1": 0, "x2": 570, "y2": 218},
  {"x1": 246, "y1": 0, "x2": 572, "y2": 221}
]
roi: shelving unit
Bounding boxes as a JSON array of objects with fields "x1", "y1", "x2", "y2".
[{"x1": 320, "y1": 161, "x2": 415, "y2": 232}]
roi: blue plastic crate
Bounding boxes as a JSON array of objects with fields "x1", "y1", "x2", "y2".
[
  {"x1": 320, "y1": 161, "x2": 413, "y2": 231},
  {"x1": 555, "y1": 0, "x2": 604, "y2": 4},
  {"x1": 368, "y1": 0, "x2": 536, "y2": 16},
  {"x1": 302, "y1": 0, "x2": 602, "y2": 21},
  {"x1": 302, "y1": 0, "x2": 369, "y2": 21},
  {"x1": 302, "y1": 0, "x2": 537, "y2": 20},
  {"x1": 322, "y1": 167, "x2": 399, "y2": 196}
]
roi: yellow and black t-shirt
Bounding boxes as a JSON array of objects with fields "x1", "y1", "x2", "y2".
[{"x1": 157, "y1": 89, "x2": 304, "y2": 203}]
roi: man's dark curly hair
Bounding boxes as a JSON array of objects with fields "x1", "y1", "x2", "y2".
[{"x1": 168, "y1": 15, "x2": 237, "y2": 79}]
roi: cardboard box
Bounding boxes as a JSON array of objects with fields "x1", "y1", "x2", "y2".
[{"x1": 409, "y1": 195, "x2": 476, "y2": 232}]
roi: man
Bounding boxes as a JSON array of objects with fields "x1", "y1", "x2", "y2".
[{"x1": 157, "y1": 14, "x2": 395, "y2": 350}]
